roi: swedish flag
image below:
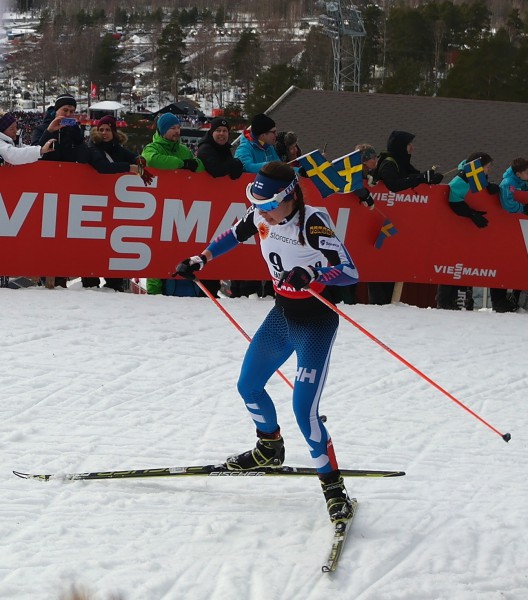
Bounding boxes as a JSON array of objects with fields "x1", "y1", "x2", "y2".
[
  {"x1": 374, "y1": 219, "x2": 398, "y2": 249},
  {"x1": 332, "y1": 150, "x2": 363, "y2": 193},
  {"x1": 464, "y1": 159, "x2": 488, "y2": 193},
  {"x1": 297, "y1": 150, "x2": 346, "y2": 198}
]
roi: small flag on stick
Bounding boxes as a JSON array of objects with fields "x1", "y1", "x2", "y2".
[
  {"x1": 332, "y1": 150, "x2": 363, "y2": 193},
  {"x1": 375, "y1": 219, "x2": 398, "y2": 249},
  {"x1": 297, "y1": 150, "x2": 346, "y2": 198},
  {"x1": 464, "y1": 159, "x2": 488, "y2": 193}
]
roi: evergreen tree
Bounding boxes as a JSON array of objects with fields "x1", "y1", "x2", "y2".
[
  {"x1": 91, "y1": 33, "x2": 123, "y2": 99},
  {"x1": 156, "y1": 17, "x2": 189, "y2": 100},
  {"x1": 244, "y1": 64, "x2": 307, "y2": 115},
  {"x1": 230, "y1": 30, "x2": 261, "y2": 96}
]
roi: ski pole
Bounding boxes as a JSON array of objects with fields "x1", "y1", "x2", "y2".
[
  {"x1": 194, "y1": 279, "x2": 294, "y2": 390},
  {"x1": 308, "y1": 288, "x2": 511, "y2": 442}
]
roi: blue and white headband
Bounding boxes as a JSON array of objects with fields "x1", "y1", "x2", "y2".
[{"x1": 246, "y1": 171, "x2": 298, "y2": 212}]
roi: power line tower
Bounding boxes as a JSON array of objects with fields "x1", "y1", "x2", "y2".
[{"x1": 317, "y1": 1, "x2": 366, "y2": 92}]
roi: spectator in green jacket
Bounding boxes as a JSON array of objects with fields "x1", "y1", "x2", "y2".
[
  {"x1": 141, "y1": 113, "x2": 205, "y2": 172},
  {"x1": 142, "y1": 112, "x2": 204, "y2": 296}
]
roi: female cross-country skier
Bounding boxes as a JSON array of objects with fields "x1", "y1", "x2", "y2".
[{"x1": 176, "y1": 161, "x2": 359, "y2": 523}]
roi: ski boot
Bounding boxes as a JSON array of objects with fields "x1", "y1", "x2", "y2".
[
  {"x1": 226, "y1": 428, "x2": 285, "y2": 471},
  {"x1": 320, "y1": 470, "x2": 354, "y2": 523}
]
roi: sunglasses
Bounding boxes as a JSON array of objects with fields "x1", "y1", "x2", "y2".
[{"x1": 245, "y1": 176, "x2": 298, "y2": 212}]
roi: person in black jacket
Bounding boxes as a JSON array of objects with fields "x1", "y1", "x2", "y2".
[
  {"x1": 369, "y1": 130, "x2": 444, "y2": 305},
  {"x1": 31, "y1": 93, "x2": 85, "y2": 288},
  {"x1": 31, "y1": 93, "x2": 85, "y2": 164},
  {"x1": 197, "y1": 117, "x2": 243, "y2": 179},
  {"x1": 374, "y1": 130, "x2": 443, "y2": 192},
  {"x1": 83, "y1": 115, "x2": 153, "y2": 291},
  {"x1": 86, "y1": 115, "x2": 142, "y2": 175}
]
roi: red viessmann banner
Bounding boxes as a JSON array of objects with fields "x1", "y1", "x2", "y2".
[{"x1": 1, "y1": 162, "x2": 527, "y2": 289}]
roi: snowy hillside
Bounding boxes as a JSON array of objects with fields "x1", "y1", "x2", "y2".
[{"x1": 1, "y1": 286, "x2": 526, "y2": 599}]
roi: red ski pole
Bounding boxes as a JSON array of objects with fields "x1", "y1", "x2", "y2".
[
  {"x1": 308, "y1": 288, "x2": 511, "y2": 442},
  {"x1": 194, "y1": 279, "x2": 294, "y2": 390}
]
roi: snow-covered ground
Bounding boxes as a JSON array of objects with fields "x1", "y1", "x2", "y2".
[{"x1": 1, "y1": 285, "x2": 526, "y2": 599}]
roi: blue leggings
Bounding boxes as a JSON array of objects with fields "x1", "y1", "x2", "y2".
[{"x1": 237, "y1": 305, "x2": 339, "y2": 474}]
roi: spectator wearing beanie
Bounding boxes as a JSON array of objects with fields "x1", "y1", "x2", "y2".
[
  {"x1": 82, "y1": 115, "x2": 153, "y2": 292},
  {"x1": 141, "y1": 111, "x2": 204, "y2": 297},
  {"x1": 141, "y1": 112, "x2": 204, "y2": 173},
  {"x1": 197, "y1": 117, "x2": 243, "y2": 179},
  {"x1": 275, "y1": 131, "x2": 302, "y2": 164},
  {"x1": 0, "y1": 112, "x2": 56, "y2": 289},
  {"x1": 86, "y1": 115, "x2": 140, "y2": 175},
  {"x1": 31, "y1": 93, "x2": 85, "y2": 163},
  {"x1": 0, "y1": 111, "x2": 55, "y2": 165},
  {"x1": 31, "y1": 93, "x2": 86, "y2": 288},
  {"x1": 234, "y1": 112, "x2": 280, "y2": 173}
]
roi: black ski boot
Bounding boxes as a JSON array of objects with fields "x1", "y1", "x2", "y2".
[
  {"x1": 226, "y1": 428, "x2": 285, "y2": 470},
  {"x1": 320, "y1": 470, "x2": 354, "y2": 523}
]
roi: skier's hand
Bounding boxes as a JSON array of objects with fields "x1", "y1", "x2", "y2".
[
  {"x1": 277, "y1": 266, "x2": 316, "y2": 291},
  {"x1": 174, "y1": 255, "x2": 207, "y2": 280}
]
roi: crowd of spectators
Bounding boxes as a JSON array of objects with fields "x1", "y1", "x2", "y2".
[{"x1": 1, "y1": 100, "x2": 526, "y2": 311}]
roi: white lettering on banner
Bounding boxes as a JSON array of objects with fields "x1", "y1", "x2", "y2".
[
  {"x1": 113, "y1": 175, "x2": 157, "y2": 220},
  {"x1": 68, "y1": 195, "x2": 107, "y2": 239},
  {"x1": 210, "y1": 202, "x2": 251, "y2": 243},
  {"x1": 296, "y1": 367, "x2": 317, "y2": 384},
  {"x1": 42, "y1": 193, "x2": 58, "y2": 237},
  {"x1": 109, "y1": 226, "x2": 152, "y2": 270},
  {"x1": 372, "y1": 191, "x2": 429, "y2": 207},
  {"x1": 0, "y1": 192, "x2": 38, "y2": 236},
  {"x1": 161, "y1": 199, "x2": 210, "y2": 243},
  {"x1": 519, "y1": 220, "x2": 528, "y2": 254},
  {"x1": 0, "y1": 174, "x2": 352, "y2": 271},
  {"x1": 434, "y1": 263, "x2": 497, "y2": 280}
]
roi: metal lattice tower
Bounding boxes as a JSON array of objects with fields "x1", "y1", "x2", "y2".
[{"x1": 318, "y1": 1, "x2": 366, "y2": 92}]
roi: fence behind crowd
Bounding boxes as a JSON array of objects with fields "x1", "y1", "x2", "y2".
[{"x1": 1, "y1": 162, "x2": 527, "y2": 289}]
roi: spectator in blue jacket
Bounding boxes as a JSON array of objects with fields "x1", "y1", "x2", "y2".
[
  {"x1": 235, "y1": 113, "x2": 280, "y2": 173},
  {"x1": 437, "y1": 152, "x2": 497, "y2": 311},
  {"x1": 492, "y1": 157, "x2": 528, "y2": 311},
  {"x1": 499, "y1": 157, "x2": 528, "y2": 215}
]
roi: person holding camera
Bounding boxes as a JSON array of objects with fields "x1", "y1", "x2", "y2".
[
  {"x1": 31, "y1": 93, "x2": 85, "y2": 163},
  {"x1": 30, "y1": 94, "x2": 86, "y2": 288}
]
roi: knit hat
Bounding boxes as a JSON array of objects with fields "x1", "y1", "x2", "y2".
[
  {"x1": 54, "y1": 94, "x2": 77, "y2": 111},
  {"x1": 251, "y1": 113, "x2": 275, "y2": 137},
  {"x1": 0, "y1": 112, "x2": 16, "y2": 132},
  {"x1": 97, "y1": 115, "x2": 117, "y2": 132},
  {"x1": 210, "y1": 117, "x2": 229, "y2": 133},
  {"x1": 157, "y1": 113, "x2": 181, "y2": 136}
]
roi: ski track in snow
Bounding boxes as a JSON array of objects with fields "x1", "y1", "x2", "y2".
[{"x1": 1, "y1": 287, "x2": 527, "y2": 600}]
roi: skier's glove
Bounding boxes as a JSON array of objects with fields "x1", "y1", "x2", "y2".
[
  {"x1": 277, "y1": 266, "x2": 316, "y2": 291},
  {"x1": 174, "y1": 254, "x2": 207, "y2": 280}
]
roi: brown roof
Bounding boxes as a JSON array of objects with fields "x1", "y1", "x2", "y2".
[{"x1": 266, "y1": 87, "x2": 528, "y2": 179}]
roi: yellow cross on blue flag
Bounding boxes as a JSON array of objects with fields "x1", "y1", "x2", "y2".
[
  {"x1": 464, "y1": 159, "x2": 488, "y2": 193},
  {"x1": 375, "y1": 219, "x2": 398, "y2": 249},
  {"x1": 332, "y1": 150, "x2": 363, "y2": 193},
  {"x1": 297, "y1": 150, "x2": 346, "y2": 198}
]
